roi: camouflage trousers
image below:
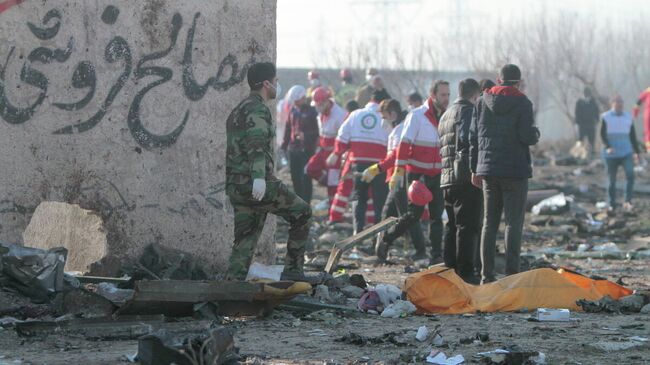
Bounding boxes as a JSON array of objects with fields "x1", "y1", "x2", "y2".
[{"x1": 226, "y1": 179, "x2": 312, "y2": 280}]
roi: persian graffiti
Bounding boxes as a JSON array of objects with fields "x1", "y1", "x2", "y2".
[{"x1": 0, "y1": 5, "x2": 256, "y2": 149}]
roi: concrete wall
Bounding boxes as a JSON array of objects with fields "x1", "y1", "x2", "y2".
[{"x1": 0, "y1": 0, "x2": 277, "y2": 275}]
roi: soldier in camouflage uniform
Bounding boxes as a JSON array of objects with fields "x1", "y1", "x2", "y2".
[{"x1": 225, "y1": 62, "x2": 317, "y2": 282}]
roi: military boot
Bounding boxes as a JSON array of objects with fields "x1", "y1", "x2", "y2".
[{"x1": 281, "y1": 249, "x2": 330, "y2": 285}]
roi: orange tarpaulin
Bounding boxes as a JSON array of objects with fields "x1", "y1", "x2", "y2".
[{"x1": 404, "y1": 267, "x2": 633, "y2": 314}]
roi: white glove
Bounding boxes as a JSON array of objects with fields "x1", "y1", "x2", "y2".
[
  {"x1": 326, "y1": 153, "x2": 338, "y2": 167},
  {"x1": 252, "y1": 178, "x2": 266, "y2": 201}
]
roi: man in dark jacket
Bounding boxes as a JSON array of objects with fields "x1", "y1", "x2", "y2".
[
  {"x1": 439, "y1": 78, "x2": 482, "y2": 283},
  {"x1": 470, "y1": 64, "x2": 540, "y2": 284},
  {"x1": 281, "y1": 87, "x2": 320, "y2": 203},
  {"x1": 575, "y1": 87, "x2": 600, "y2": 156}
]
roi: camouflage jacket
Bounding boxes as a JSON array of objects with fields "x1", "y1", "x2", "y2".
[{"x1": 226, "y1": 93, "x2": 275, "y2": 186}]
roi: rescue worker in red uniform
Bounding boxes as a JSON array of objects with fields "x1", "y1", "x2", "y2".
[
  {"x1": 327, "y1": 91, "x2": 391, "y2": 234},
  {"x1": 306, "y1": 87, "x2": 348, "y2": 202},
  {"x1": 378, "y1": 80, "x2": 450, "y2": 264}
]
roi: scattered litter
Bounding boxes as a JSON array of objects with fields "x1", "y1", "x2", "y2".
[
  {"x1": 245, "y1": 262, "x2": 283, "y2": 281},
  {"x1": 426, "y1": 350, "x2": 465, "y2": 365},
  {"x1": 380, "y1": 300, "x2": 417, "y2": 318},
  {"x1": 374, "y1": 284, "x2": 402, "y2": 307},
  {"x1": 592, "y1": 242, "x2": 620, "y2": 252},
  {"x1": 95, "y1": 282, "x2": 134, "y2": 306},
  {"x1": 532, "y1": 193, "x2": 571, "y2": 216},
  {"x1": 532, "y1": 308, "x2": 570, "y2": 322},
  {"x1": 432, "y1": 333, "x2": 445, "y2": 346},
  {"x1": 415, "y1": 326, "x2": 429, "y2": 342},
  {"x1": 596, "y1": 201, "x2": 609, "y2": 209},
  {"x1": 358, "y1": 290, "x2": 382, "y2": 314},
  {"x1": 475, "y1": 348, "x2": 546, "y2": 364},
  {"x1": 314, "y1": 285, "x2": 331, "y2": 303},
  {"x1": 578, "y1": 294, "x2": 645, "y2": 314},
  {"x1": 341, "y1": 285, "x2": 365, "y2": 299},
  {"x1": 577, "y1": 296, "x2": 621, "y2": 313},
  {"x1": 0, "y1": 243, "x2": 67, "y2": 302},
  {"x1": 588, "y1": 338, "x2": 647, "y2": 352},
  {"x1": 337, "y1": 330, "x2": 412, "y2": 347},
  {"x1": 137, "y1": 326, "x2": 238, "y2": 365}
]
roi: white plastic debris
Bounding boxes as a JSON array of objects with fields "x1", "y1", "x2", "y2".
[
  {"x1": 596, "y1": 201, "x2": 609, "y2": 209},
  {"x1": 432, "y1": 333, "x2": 445, "y2": 346},
  {"x1": 534, "y1": 308, "x2": 570, "y2": 322},
  {"x1": 426, "y1": 350, "x2": 465, "y2": 365},
  {"x1": 415, "y1": 326, "x2": 429, "y2": 342},
  {"x1": 245, "y1": 262, "x2": 283, "y2": 281},
  {"x1": 374, "y1": 283, "x2": 402, "y2": 307},
  {"x1": 592, "y1": 242, "x2": 620, "y2": 252},
  {"x1": 380, "y1": 300, "x2": 417, "y2": 318},
  {"x1": 532, "y1": 193, "x2": 571, "y2": 215}
]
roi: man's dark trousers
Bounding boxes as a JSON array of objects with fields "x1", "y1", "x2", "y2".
[
  {"x1": 288, "y1": 149, "x2": 313, "y2": 203},
  {"x1": 480, "y1": 176, "x2": 528, "y2": 282},
  {"x1": 383, "y1": 173, "x2": 444, "y2": 259},
  {"x1": 353, "y1": 163, "x2": 388, "y2": 233},
  {"x1": 443, "y1": 183, "x2": 482, "y2": 280},
  {"x1": 381, "y1": 179, "x2": 426, "y2": 252}
]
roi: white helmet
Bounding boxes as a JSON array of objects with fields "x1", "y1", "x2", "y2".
[{"x1": 285, "y1": 85, "x2": 306, "y2": 105}]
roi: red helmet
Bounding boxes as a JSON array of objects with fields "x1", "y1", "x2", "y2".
[
  {"x1": 340, "y1": 68, "x2": 352, "y2": 80},
  {"x1": 307, "y1": 70, "x2": 320, "y2": 80},
  {"x1": 310, "y1": 86, "x2": 331, "y2": 106},
  {"x1": 408, "y1": 180, "x2": 433, "y2": 206}
]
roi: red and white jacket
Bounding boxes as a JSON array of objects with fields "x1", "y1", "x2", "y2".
[
  {"x1": 334, "y1": 102, "x2": 390, "y2": 164},
  {"x1": 377, "y1": 122, "x2": 404, "y2": 182},
  {"x1": 395, "y1": 98, "x2": 443, "y2": 176},
  {"x1": 318, "y1": 101, "x2": 347, "y2": 151}
]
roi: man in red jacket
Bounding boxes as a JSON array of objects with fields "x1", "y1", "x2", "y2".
[{"x1": 378, "y1": 80, "x2": 450, "y2": 264}]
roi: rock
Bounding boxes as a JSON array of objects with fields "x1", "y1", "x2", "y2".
[
  {"x1": 22, "y1": 202, "x2": 107, "y2": 273},
  {"x1": 341, "y1": 286, "x2": 365, "y2": 299},
  {"x1": 332, "y1": 273, "x2": 351, "y2": 288},
  {"x1": 619, "y1": 294, "x2": 645, "y2": 313},
  {"x1": 641, "y1": 304, "x2": 650, "y2": 314},
  {"x1": 349, "y1": 274, "x2": 367, "y2": 289},
  {"x1": 318, "y1": 232, "x2": 339, "y2": 245},
  {"x1": 54, "y1": 288, "x2": 115, "y2": 318},
  {"x1": 589, "y1": 340, "x2": 645, "y2": 352},
  {"x1": 314, "y1": 285, "x2": 331, "y2": 303}
]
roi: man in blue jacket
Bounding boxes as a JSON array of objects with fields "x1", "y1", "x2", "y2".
[{"x1": 470, "y1": 64, "x2": 540, "y2": 284}]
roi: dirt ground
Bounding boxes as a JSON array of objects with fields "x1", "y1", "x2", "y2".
[{"x1": 1, "y1": 150, "x2": 650, "y2": 364}]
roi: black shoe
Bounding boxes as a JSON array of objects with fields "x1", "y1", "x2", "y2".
[
  {"x1": 375, "y1": 239, "x2": 389, "y2": 262},
  {"x1": 461, "y1": 274, "x2": 481, "y2": 285},
  {"x1": 281, "y1": 271, "x2": 330, "y2": 285},
  {"x1": 410, "y1": 251, "x2": 428, "y2": 261}
]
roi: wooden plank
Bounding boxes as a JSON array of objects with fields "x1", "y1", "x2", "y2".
[
  {"x1": 74, "y1": 275, "x2": 131, "y2": 285},
  {"x1": 324, "y1": 217, "x2": 399, "y2": 274},
  {"x1": 279, "y1": 297, "x2": 360, "y2": 313},
  {"x1": 116, "y1": 280, "x2": 311, "y2": 317}
]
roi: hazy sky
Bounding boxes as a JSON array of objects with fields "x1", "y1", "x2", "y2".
[{"x1": 277, "y1": 0, "x2": 648, "y2": 69}]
